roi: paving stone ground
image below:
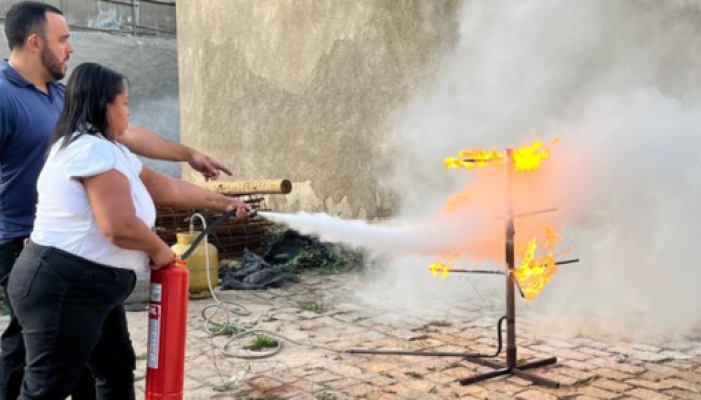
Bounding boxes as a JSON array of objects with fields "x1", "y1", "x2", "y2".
[{"x1": 5, "y1": 272, "x2": 701, "y2": 400}]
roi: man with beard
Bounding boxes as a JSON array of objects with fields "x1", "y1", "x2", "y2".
[{"x1": 0, "y1": 2, "x2": 233, "y2": 398}]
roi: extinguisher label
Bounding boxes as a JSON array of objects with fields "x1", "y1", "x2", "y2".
[
  {"x1": 150, "y1": 283, "x2": 162, "y2": 302},
  {"x1": 147, "y1": 304, "x2": 161, "y2": 369}
]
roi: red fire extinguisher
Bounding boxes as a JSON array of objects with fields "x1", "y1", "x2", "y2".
[
  {"x1": 144, "y1": 208, "x2": 243, "y2": 399},
  {"x1": 145, "y1": 256, "x2": 189, "y2": 400}
]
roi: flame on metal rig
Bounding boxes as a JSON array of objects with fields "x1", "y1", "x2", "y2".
[
  {"x1": 444, "y1": 137, "x2": 559, "y2": 172},
  {"x1": 513, "y1": 225, "x2": 563, "y2": 301},
  {"x1": 429, "y1": 252, "x2": 460, "y2": 279},
  {"x1": 441, "y1": 189, "x2": 472, "y2": 214},
  {"x1": 429, "y1": 137, "x2": 564, "y2": 300},
  {"x1": 445, "y1": 148, "x2": 505, "y2": 169}
]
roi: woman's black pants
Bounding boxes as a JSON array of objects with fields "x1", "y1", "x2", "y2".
[{"x1": 7, "y1": 242, "x2": 137, "y2": 400}]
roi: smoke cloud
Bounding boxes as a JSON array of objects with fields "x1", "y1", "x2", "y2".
[
  {"x1": 377, "y1": 0, "x2": 701, "y2": 341},
  {"x1": 267, "y1": 0, "x2": 701, "y2": 342}
]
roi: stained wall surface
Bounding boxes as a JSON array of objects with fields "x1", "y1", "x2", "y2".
[{"x1": 177, "y1": 0, "x2": 460, "y2": 218}]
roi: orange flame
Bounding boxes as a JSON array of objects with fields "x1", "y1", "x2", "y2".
[
  {"x1": 442, "y1": 189, "x2": 472, "y2": 214},
  {"x1": 428, "y1": 252, "x2": 460, "y2": 278},
  {"x1": 429, "y1": 262, "x2": 451, "y2": 278},
  {"x1": 445, "y1": 137, "x2": 560, "y2": 171},
  {"x1": 430, "y1": 137, "x2": 565, "y2": 301},
  {"x1": 445, "y1": 148, "x2": 505, "y2": 170},
  {"x1": 513, "y1": 225, "x2": 562, "y2": 300}
]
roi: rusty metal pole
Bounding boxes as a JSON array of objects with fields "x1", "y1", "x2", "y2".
[{"x1": 505, "y1": 148, "x2": 517, "y2": 369}]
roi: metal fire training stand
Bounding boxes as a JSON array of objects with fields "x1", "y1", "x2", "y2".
[
  {"x1": 348, "y1": 148, "x2": 579, "y2": 389},
  {"x1": 456, "y1": 148, "x2": 559, "y2": 387}
]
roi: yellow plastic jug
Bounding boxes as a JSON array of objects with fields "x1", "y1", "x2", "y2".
[{"x1": 170, "y1": 231, "x2": 218, "y2": 299}]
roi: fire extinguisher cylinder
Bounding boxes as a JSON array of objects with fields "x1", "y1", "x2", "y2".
[
  {"x1": 145, "y1": 262, "x2": 190, "y2": 400},
  {"x1": 145, "y1": 209, "x2": 238, "y2": 399}
]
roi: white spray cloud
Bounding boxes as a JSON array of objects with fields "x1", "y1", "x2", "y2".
[
  {"x1": 258, "y1": 210, "x2": 491, "y2": 257},
  {"x1": 378, "y1": 0, "x2": 701, "y2": 341},
  {"x1": 265, "y1": 0, "x2": 701, "y2": 341}
]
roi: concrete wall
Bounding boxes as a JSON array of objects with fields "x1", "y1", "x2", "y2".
[{"x1": 177, "y1": 0, "x2": 461, "y2": 219}]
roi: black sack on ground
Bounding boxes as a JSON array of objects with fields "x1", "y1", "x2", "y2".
[
  {"x1": 263, "y1": 229, "x2": 365, "y2": 273},
  {"x1": 262, "y1": 229, "x2": 314, "y2": 264},
  {"x1": 219, "y1": 249, "x2": 300, "y2": 290}
]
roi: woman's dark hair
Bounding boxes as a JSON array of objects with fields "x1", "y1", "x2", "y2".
[{"x1": 52, "y1": 62, "x2": 128, "y2": 151}]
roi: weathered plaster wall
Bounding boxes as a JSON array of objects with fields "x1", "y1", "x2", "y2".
[{"x1": 177, "y1": 0, "x2": 460, "y2": 218}]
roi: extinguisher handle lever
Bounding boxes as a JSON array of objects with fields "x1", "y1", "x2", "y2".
[{"x1": 149, "y1": 255, "x2": 185, "y2": 270}]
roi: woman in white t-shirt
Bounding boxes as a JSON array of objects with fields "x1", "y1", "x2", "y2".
[{"x1": 6, "y1": 62, "x2": 252, "y2": 400}]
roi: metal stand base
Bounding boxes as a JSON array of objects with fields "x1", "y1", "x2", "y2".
[
  {"x1": 457, "y1": 355, "x2": 559, "y2": 388},
  {"x1": 348, "y1": 148, "x2": 567, "y2": 390},
  {"x1": 347, "y1": 314, "x2": 561, "y2": 389}
]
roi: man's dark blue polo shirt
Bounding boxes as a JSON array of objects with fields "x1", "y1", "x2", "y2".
[{"x1": 0, "y1": 59, "x2": 65, "y2": 242}]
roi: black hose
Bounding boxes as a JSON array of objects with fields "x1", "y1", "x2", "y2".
[{"x1": 180, "y1": 209, "x2": 237, "y2": 260}]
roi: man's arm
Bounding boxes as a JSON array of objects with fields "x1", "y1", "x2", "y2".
[{"x1": 116, "y1": 124, "x2": 232, "y2": 181}]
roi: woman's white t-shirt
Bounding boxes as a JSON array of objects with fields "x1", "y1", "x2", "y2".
[{"x1": 31, "y1": 133, "x2": 156, "y2": 271}]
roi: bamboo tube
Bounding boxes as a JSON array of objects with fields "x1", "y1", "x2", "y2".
[{"x1": 197, "y1": 179, "x2": 292, "y2": 195}]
